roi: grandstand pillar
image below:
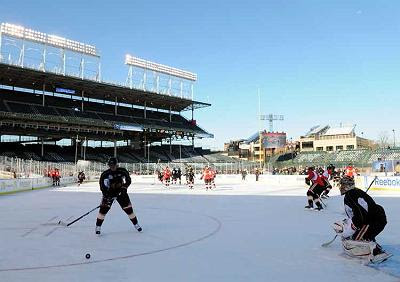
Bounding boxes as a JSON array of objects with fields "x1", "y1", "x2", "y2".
[
  {"x1": 114, "y1": 140, "x2": 117, "y2": 157},
  {"x1": 81, "y1": 90, "x2": 84, "y2": 111},
  {"x1": 62, "y1": 49, "x2": 66, "y2": 76},
  {"x1": 42, "y1": 84, "x2": 46, "y2": 106},
  {"x1": 97, "y1": 61, "x2": 102, "y2": 82},
  {"x1": 169, "y1": 106, "x2": 172, "y2": 122},
  {"x1": 41, "y1": 138, "x2": 44, "y2": 157},
  {"x1": 191, "y1": 104, "x2": 194, "y2": 120},
  {"x1": 170, "y1": 137, "x2": 172, "y2": 154},
  {"x1": 143, "y1": 70, "x2": 146, "y2": 91},
  {"x1": 144, "y1": 135, "x2": 147, "y2": 158},
  {"x1": 41, "y1": 45, "x2": 47, "y2": 72},
  {"x1": 115, "y1": 97, "x2": 118, "y2": 115},
  {"x1": 168, "y1": 77, "x2": 172, "y2": 95},
  {"x1": 83, "y1": 137, "x2": 87, "y2": 161},
  {"x1": 144, "y1": 102, "x2": 147, "y2": 119},
  {"x1": 80, "y1": 57, "x2": 85, "y2": 79},
  {"x1": 180, "y1": 81, "x2": 183, "y2": 98},
  {"x1": 19, "y1": 40, "x2": 25, "y2": 67},
  {"x1": 74, "y1": 136, "x2": 79, "y2": 164}
]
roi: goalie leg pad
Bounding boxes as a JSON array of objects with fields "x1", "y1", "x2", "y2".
[{"x1": 342, "y1": 239, "x2": 375, "y2": 258}]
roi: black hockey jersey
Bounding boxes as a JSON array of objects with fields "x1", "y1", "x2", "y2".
[
  {"x1": 99, "y1": 167, "x2": 131, "y2": 197},
  {"x1": 344, "y1": 188, "x2": 386, "y2": 229}
]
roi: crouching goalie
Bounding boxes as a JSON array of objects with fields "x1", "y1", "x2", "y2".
[{"x1": 332, "y1": 176, "x2": 390, "y2": 263}]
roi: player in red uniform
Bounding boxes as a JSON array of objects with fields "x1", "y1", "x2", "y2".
[
  {"x1": 305, "y1": 167, "x2": 325, "y2": 210},
  {"x1": 200, "y1": 166, "x2": 213, "y2": 190},
  {"x1": 163, "y1": 166, "x2": 172, "y2": 187},
  {"x1": 345, "y1": 164, "x2": 357, "y2": 178}
]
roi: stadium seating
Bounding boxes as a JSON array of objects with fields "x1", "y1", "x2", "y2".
[{"x1": 0, "y1": 89, "x2": 205, "y2": 133}]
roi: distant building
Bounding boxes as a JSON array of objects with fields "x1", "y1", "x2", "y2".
[
  {"x1": 224, "y1": 131, "x2": 294, "y2": 162},
  {"x1": 299, "y1": 124, "x2": 374, "y2": 152}
]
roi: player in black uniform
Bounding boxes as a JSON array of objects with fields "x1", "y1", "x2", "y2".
[
  {"x1": 177, "y1": 167, "x2": 182, "y2": 185},
  {"x1": 172, "y1": 168, "x2": 178, "y2": 185},
  {"x1": 77, "y1": 171, "x2": 86, "y2": 186},
  {"x1": 333, "y1": 176, "x2": 389, "y2": 262},
  {"x1": 186, "y1": 166, "x2": 195, "y2": 189},
  {"x1": 95, "y1": 157, "x2": 142, "y2": 235}
]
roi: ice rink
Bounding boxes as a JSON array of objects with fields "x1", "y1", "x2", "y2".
[{"x1": 1, "y1": 177, "x2": 399, "y2": 282}]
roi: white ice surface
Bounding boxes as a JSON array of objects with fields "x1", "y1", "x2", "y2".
[{"x1": 0, "y1": 179, "x2": 399, "y2": 282}]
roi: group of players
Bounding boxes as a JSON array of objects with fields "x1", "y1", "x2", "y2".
[
  {"x1": 86, "y1": 157, "x2": 391, "y2": 263},
  {"x1": 46, "y1": 168, "x2": 61, "y2": 186},
  {"x1": 157, "y1": 165, "x2": 216, "y2": 190},
  {"x1": 304, "y1": 163, "x2": 390, "y2": 263}
]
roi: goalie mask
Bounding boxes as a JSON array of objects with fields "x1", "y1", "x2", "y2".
[{"x1": 339, "y1": 175, "x2": 355, "y2": 195}]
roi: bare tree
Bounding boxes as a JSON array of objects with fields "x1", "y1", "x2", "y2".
[{"x1": 377, "y1": 131, "x2": 390, "y2": 148}]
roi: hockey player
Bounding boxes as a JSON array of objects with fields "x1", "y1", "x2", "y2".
[
  {"x1": 77, "y1": 171, "x2": 86, "y2": 186},
  {"x1": 200, "y1": 166, "x2": 212, "y2": 190},
  {"x1": 320, "y1": 164, "x2": 334, "y2": 198},
  {"x1": 210, "y1": 167, "x2": 216, "y2": 189},
  {"x1": 332, "y1": 176, "x2": 389, "y2": 263},
  {"x1": 52, "y1": 168, "x2": 61, "y2": 186},
  {"x1": 241, "y1": 170, "x2": 247, "y2": 181},
  {"x1": 186, "y1": 166, "x2": 195, "y2": 189},
  {"x1": 156, "y1": 170, "x2": 163, "y2": 183},
  {"x1": 95, "y1": 157, "x2": 142, "y2": 235},
  {"x1": 172, "y1": 168, "x2": 178, "y2": 185},
  {"x1": 163, "y1": 166, "x2": 172, "y2": 187},
  {"x1": 177, "y1": 167, "x2": 182, "y2": 185},
  {"x1": 345, "y1": 163, "x2": 357, "y2": 178},
  {"x1": 255, "y1": 168, "x2": 260, "y2": 181},
  {"x1": 305, "y1": 167, "x2": 325, "y2": 210}
]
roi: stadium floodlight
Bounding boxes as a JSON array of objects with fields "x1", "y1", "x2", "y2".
[
  {"x1": 125, "y1": 54, "x2": 197, "y2": 81},
  {"x1": 0, "y1": 23, "x2": 99, "y2": 57}
]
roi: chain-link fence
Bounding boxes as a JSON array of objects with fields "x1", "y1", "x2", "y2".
[{"x1": 0, "y1": 156, "x2": 261, "y2": 179}]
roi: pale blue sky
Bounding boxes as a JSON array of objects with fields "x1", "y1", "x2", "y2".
[{"x1": 1, "y1": 0, "x2": 400, "y2": 149}]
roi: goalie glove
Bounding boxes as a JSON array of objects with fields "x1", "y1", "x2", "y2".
[
  {"x1": 333, "y1": 218, "x2": 357, "y2": 238},
  {"x1": 305, "y1": 178, "x2": 310, "y2": 185},
  {"x1": 333, "y1": 221, "x2": 344, "y2": 234}
]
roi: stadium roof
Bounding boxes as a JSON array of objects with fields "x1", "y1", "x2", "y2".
[
  {"x1": 0, "y1": 63, "x2": 210, "y2": 112},
  {"x1": 323, "y1": 125, "x2": 355, "y2": 136},
  {"x1": 245, "y1": 131, "x2": 261, "y2": 144},
  {"x1": 304, "y1": 125, "x2": 329, "y2": 137}
]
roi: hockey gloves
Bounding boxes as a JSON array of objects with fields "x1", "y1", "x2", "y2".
[{"x1": 333, "y1": 218, "x2": 357, "y2": 239}]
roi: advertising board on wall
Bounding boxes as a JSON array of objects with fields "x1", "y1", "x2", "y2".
[{"x1": 262, "y1": 132, "x2": 286, "y2": 149}]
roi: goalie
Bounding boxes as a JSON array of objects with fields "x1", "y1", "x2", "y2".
[{"x1": 332, "y1": 176, "x2": 389, "y2": 263}]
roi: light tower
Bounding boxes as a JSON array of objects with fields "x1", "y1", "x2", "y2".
[
  {"x1": 260, "y1": 114, "x2": 284, "y2": 132},
  {"x1": 0, "y1": 22, "x2": 101, "y2": 80},
  {"x1": 125, "y1": 54, "x2": 196, "y2": 100}
]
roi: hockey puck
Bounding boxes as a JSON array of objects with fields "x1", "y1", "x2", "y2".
[{"x1": 85, "y1": 253, "x2": 91, "y2": 259}]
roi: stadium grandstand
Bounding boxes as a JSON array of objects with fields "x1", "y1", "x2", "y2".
[
  {"x1": 269, "y1": 148, "x2": 400, "y2": 172},
  {"x1": 268, "y1": 125, "x2": 400, "y2": 171},
  {"x1": 0, "y1": 22, "x2": 257, "y2": 178}
]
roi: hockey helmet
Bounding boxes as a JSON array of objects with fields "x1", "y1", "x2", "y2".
[
  {"x1": 107, "y1": 157, "x2": 118, "y2": 167},
  {"x1": 339, "y1": 176, "x2": 355, "y2": 195}
]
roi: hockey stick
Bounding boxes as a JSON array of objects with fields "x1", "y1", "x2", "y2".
[
  {"x1": 318, "y1": 195, "x2": 327, "y2": 208},
  {"x1": 58, "y1": 205, "x2": 100, "y2": 227},
  {"x1": 321, "y1": 234, "x2": 338, "y2": 247},
  {"x1": 365, "y1": 176, "x2": 378, "y2": 193}
]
